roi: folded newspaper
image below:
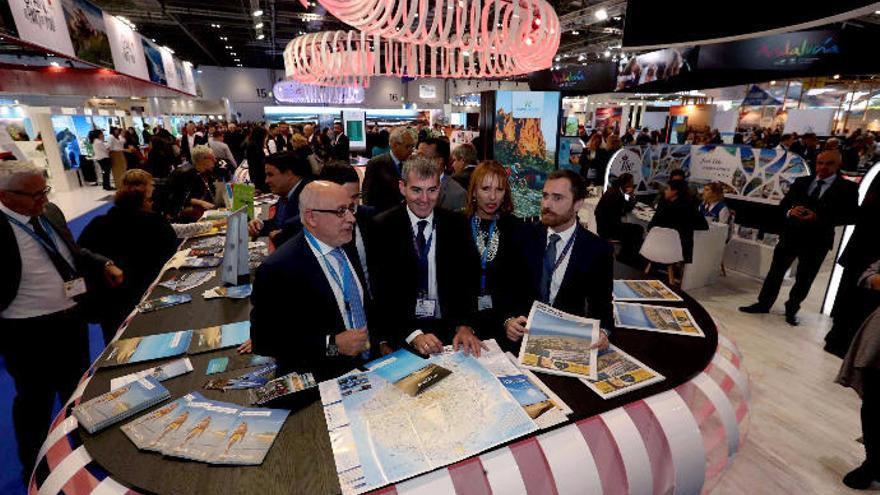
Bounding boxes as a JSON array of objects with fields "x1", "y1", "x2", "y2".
[{"x1": 613, "y1": 302, "x2": 706, "y2": 337}]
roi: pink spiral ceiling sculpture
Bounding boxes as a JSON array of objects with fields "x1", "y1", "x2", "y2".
[{"x1": 285, "y1": 0, "x2": 560, "y2": 86}]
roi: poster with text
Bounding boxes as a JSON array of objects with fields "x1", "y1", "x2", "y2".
[
  {"x1": 9, "y1": 0, "x2": 75, "y2": 57},
  {"x1": 104, "y1": 13, "x2": 148, "y2": 79},
  {"x1": 61, "y1": 0, "x2": 112, "y2": 67},
  {"x1": 142, "y1": 38, "x2": 167, "y2": 85},
  {"x1": 494, "y1": 91, "x2": 560, "y2": 218},
  {"x1": 162, "y1": 49, "x2": 180, "y2": 90},
  {"x1": 182, "y1": 61, "x2": 197, "y2": 95}
]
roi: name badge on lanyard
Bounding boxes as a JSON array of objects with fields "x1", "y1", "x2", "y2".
[
  {"x1": 471, "y1": 216, "x2": 497, "y2": 312},
  {"x1": 64, "y1": 278, "x2": 88, "y2": 298},
  {"x1": 415, "y1": 298, "x2": 437, "y2": 319}
]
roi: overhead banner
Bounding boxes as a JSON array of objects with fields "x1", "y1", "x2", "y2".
[
  {"x1": 528, "y1": 62, "x2": 617, "y2": 93},
  {"x1": 616, "y1": 47, "x2": 697, "y2": 91},
  {"x1": 141, "y1": 38, "x2": 167, "y2": 85},
  {"x1": 182, "y1": 61, "x2": 197, "y2": 95},
  {"x1": 9, "y1": 0, "x2": 75, "y2": 57},
  {"x1": 104, "y1": 13, "x2": 148, "y2": 79},
  {"x1": 161, "y1": 48, "x2": 180, "y2": 90},
  {"x1": 61, "y1": 0, "x2": 112, "y2": 67},
  {"x1": 0, "y1": 0, "x2": 19, "y2": 37},
  {"x1": 607, "y1": 144, "x2": 811, "y2": 204},
  {"x1": 699, "y1": 30, "x2": 846, "y2": 72}
]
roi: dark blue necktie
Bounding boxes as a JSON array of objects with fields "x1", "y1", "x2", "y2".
[
  {"x1": 416, "y1": 220, "x2": 429, "y2": 296},
  {"x1": 540, "y1": 233, "x2": 560, "y2": 303},
  {"x1": 274, "y1": 196, "x2": 288, "y2": 227}
]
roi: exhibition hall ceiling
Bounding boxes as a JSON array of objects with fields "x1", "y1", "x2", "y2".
[{"x1": 84, "y1": 0, "x2": 880, "y2": 71}]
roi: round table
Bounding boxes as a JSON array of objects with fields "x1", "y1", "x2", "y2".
[{"x1": 29, "y1": 241, "x2": 750, "y2": 495}]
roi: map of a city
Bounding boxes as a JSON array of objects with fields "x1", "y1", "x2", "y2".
[{"x1": 320, "y1": 351, "x2": 537, "y2": 494}]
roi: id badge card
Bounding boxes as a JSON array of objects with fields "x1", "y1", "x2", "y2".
[
  {"x1": 64, "y1": 277, "x2": 87, "y2": 299},
  {"x1": 477, "y1": 294, "x2": 493, "y2": 311},
  {"x1": 415, "y1": 298, "x2": 437, "y2": 319}
]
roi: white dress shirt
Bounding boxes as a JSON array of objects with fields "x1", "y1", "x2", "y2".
[
  {"x1": 702, "y1": 201, "x2": 731, "y2": 224},
  {"x1": 108, "y1": 134, "x2": 124, "y2": 152},
  {"x1": 405, "y1": 207, "x2": 438, "y2": 344},
  {"x1": 91, "y1": 139, "x2": 109, "y2": 160},
  {"x1": 304, "y1": 232, "x2": 365, "y2": 345},
  {"x1": 1, "y1": 203, "x2": 77, "y2": 319},
  {"x1": 547, "y1": 222, "x2": 577, "y2": 306},
  {"x1": 808, "y1": 173, "x2": 837, "y2": 199}
]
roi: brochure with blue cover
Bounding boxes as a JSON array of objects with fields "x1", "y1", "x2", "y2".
[
  {"x1": 73, "y1": 376, "x2": 171, "y2": 434},
  {"x1": 188, "y1": 321, "x2": 251, "y2": 354},
  {"x1": 170, "y1": 401, "x2": 242, "y2": 462},
  {"x1": 121, "y1": 392, "x2": 202, "y2": 449},
  {"x1": 213, "y1": 407, "x2": 290, "y2": 465},
  {"x1": 98, "y1": 330, "x2": 194, "y2": 368}
]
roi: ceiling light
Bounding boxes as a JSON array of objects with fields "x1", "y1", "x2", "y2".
[
  {"x1": 50, "y1": 61, "x2": 60, "y2": 67},
  {"x1": 554, "y1": 56, "x2": 560, "y2": 61},
  {"x1": 255, "y1": 22, "x2": 263, "y2": 29},
  {"x1": 234, "y1": 58, "x2": 241, "y2": 62},
  {"x1": 237, "y1": 64, "x2": 243, "y2": 67},
  {"x1": 571, "y1": 30, "x2": 579, "y2": 35},
  {"x1": 231, "y1": 52, "x2": 237, "y2": 56},
  {"x1": 197, "y1": 69, "x2": 203, "y2": 73},
  {"x1": 604, "y1": 50, "x2": 611, "y2": 57},
  {"x1": 257, "y1": 33, "x2": 265, "y2": 40},
  {"x1": 833, "y1": 74, "x2": 841, "y2": 79},
  {"x1": 770, "y1": 80, "x2": 776, "y2": 85},
  {"x1": 876, "y1": 10, "x2": 880, "y2": 14},
  {"x1": 595, "y1": 8, "x2": 608, "y2": 20},
  {"x1": 253, "y1": 9, "x2": 263, "y2": 16},
  {"x1": 225, "y1": 45, "x2": 232, "y2": 49},
  {"x1": 578, "y1": 54, "x2": 585, "y2": 61},
  {"x1": 151, "y1": 38, "x2": 156, "y2": 42}
]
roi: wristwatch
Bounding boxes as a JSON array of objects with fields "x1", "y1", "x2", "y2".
[{"x1": 326, "y1": 334, "x2": 339, "y2": 357}]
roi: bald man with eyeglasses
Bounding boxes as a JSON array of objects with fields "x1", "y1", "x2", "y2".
[
  {"x1": 250, "y1": 180, "x2": 374, "y2": 381},
  {"x1": 0, "y1": 160, "x2": 124, "y2": 478}
]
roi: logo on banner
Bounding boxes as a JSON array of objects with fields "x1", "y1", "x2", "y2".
[
  {"x1": 511, "y1": 92, "x2": 543, "y2": 118},
  {"x1": 121, "y1": 37, "x2": 135, "y2": 64},
  {"x1": 23, "y1": 0, "x2": 56, "y2": 31},
  {"x1": 756, "y1": 35, "x2": 839, "y2": 66},
  {"x1": 551, "y1": 70, "x2": 586, "y2": 89}
]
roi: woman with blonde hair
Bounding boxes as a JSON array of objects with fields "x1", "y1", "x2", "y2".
[
  {"x1": 78, "y1": 169, "x2": 178, "y2": 343},
  {"x1": 464, "y1": 160, "x2": 526, "y2": 351}
]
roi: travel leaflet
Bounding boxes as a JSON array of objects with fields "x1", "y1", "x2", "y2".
[
  {"x1": 98, "y1": 330, "x2": 193, "y2": 368},
  {"x1": 212, "y1": 407, "x2": 289, "y2": 465},
  {"x1": 121, "y1": 392, "x2": 202, "y2": 449},
  {"x1": 579, "y1": 345, "x2": 665, "y2": 399},
  {"x1": 612, "y1": 279, "x2": 683, "y2": 302},
  {"x1": 109, "y1": 357, "x2": 194, "y2": 390},
  {"x1": 188, "y1": 320, "x2": 251, "y2": 354},
  {"x1": 518, "y1": 301, "x2": 600, "y2": 381},
  {"x1": 137, "y1": 294, "x2": 192, "y2": 313},
  {"x1": 613, "y1": 302, "x2": 706, "y2": 337}
]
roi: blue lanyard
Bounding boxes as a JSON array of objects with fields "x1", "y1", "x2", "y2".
[
  {"x1": 470, "y1": 216, "x2": 497, "y2": 294},
  {"x1": 550, "y1": 229, "x2": 577, "y2": 275},
  {"x1": 304, "y1": 231, "x2": 355, "y2": 328},
  {"x1": 4, "y1": 213, "x2": 67, "y2": 261}
]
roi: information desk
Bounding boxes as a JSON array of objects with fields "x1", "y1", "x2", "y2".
[{"x1": 30, "y1": 237, "x2": 750, "y2": 495}]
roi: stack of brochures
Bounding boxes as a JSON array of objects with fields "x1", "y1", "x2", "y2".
[
  {"x1": 110, "y1": 357, "x2": 194, "y2": 390},
  {"x1": 248, "y1": 371, "x2": 317, "y2": 405},
  {"x1": 74, "y1": 376, "x2": 171, "y2": 434},
  {"x1": 121, "y1": 392, "x2": 289, "y2": 465}
]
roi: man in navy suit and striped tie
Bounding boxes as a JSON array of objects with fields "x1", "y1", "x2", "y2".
[{"x1": 250, "y1": 181, "x2": 372, "y2": 379}]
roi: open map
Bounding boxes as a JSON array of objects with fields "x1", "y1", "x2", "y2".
[{"x1": 320, "y1": 351, "x2": 538, "y2": 494}]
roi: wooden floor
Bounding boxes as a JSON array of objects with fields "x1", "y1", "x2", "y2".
[{"x1": 689, "y1": 267, "x2": 876, "y2": 494}]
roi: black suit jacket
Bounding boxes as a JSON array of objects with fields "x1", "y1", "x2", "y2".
[
  {"x1": 369, "y1": 205, "x2": 478, "y2": 346},
  {"x1": 262, "y1": 178, "x2": 312, "y2": 242},
  {"x1": 250, "y1": 231, "x2": 373, "y2": 380},
  {"x1": 330, "y1": 134, "x2": 350, "y2": 161},
  {"x1": 509, "y1": 223, "x2": 615, "y2": 330},
  {"x1": 179, "y1": 132, "x2": 208, "y2": 162},
  {"x1": 1, "y1": 202, "x2": 110, "y2": 313},
  {"x1": 779, "y1": 174, "x2": 859, "y2": 252},
  {"x1": 362, "y1": 153, "x2": 404, "y2": 212},
  {"x1": 595, "y1": 186, "x2": 637, "y2": 239}
]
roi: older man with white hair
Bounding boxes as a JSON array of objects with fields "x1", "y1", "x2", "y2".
[
  {"x1": 362, "y1": 126, "x2": 416, "y2": 212},
  {"x1": 0, "y1": 160, "x2": 123, "y2": 477},
  {"x1": 250, "y1": 180, "x2": 373, "y2": 380}
]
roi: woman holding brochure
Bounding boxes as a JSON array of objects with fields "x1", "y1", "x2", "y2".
[{"x1": 463, "y1": 161, "x2": 527, "y2": 352}]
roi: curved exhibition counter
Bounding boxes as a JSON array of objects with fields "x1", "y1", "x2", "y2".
[{"x1": 29, "y1": 227, "x2": 750, "y2": 495}]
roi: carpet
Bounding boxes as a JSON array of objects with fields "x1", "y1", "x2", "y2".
[{"x1": 0, "y1": 201, "x2": 113, "y2": 495}]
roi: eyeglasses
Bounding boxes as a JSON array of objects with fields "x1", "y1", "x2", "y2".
[
  {"x1": 309, "y1": 204, "x2": 357, "y2": 218},
  {"x1": 5, "y1": 186, "x2": 52, "y2": 200}
]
